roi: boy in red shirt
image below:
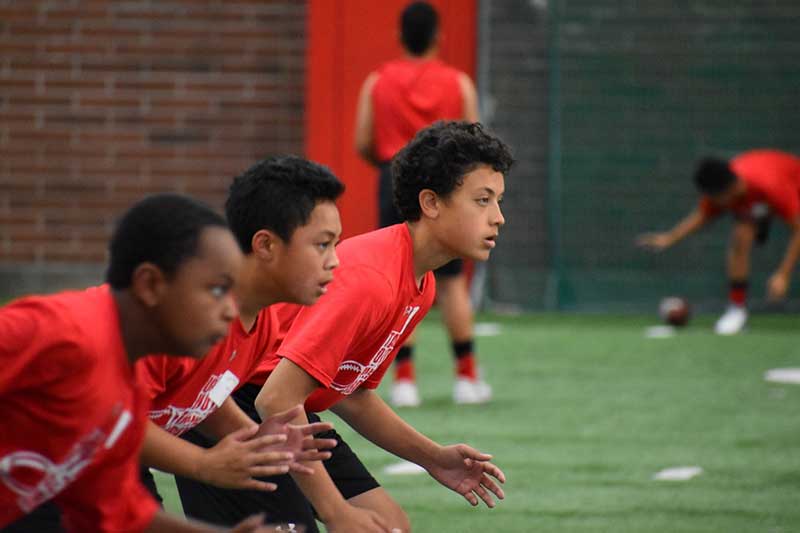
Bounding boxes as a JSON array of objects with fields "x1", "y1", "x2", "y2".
[
  {"x1": 176, "y1": 121, "x2": 514, "y2": 532},
  {"x1": 354, "y1": 1, "x2": 489, "y2": 407},
  {"x1": 135, "y1": 156, "x2": 343, "y2": 497},
  {"x1": 0, "y1": 194, "x2": 277, "y2": 532},
  {"x1": 638, "y1": 150, "x2": 800, "y2": 334}
]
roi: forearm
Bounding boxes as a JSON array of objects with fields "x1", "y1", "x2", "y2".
[
  {"x1": 331, "y1": 389, "x2": 440, "y2": 469},
  {"x1": 195, "y1": 397, "x2": 256, "y2": 441},
  {"x1": 669, "y1": 209, "x2": 707, "y2": 244},
  {"x1": 777, "y1": 227, "x2": 800, "y2": 275},
  {"x1": 140, "y1": 421, "x2": 204, "y2": 479},
  {"x1": 255, "y1": 393, "x2": 348, "y2": 521}
]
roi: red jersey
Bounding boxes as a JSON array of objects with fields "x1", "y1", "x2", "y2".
[
  {"x1": 135, "y1": 306, "x2": 281, "y2": 436},
  {"x1": 0, "y1": 285, "x2": 158, "y2": 532},
  {"x1": 372, "y1": 58, "x2": 463, "y2": 162},
  {"x1": 249, "y1": 224, "x2": 436, "y2": 412},
  {"x1": 699, "y1": 150, "x2": 800, "y2": 223}
]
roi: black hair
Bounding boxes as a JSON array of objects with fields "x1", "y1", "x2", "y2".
[
  {"x1": 106, "y1": 193, "x2": 228, "y2": 289},
  {"x1": 693, "y1": 157, "x2": 737, "y2": 195},
  {"x1": 225, "y1": 155, "x2": 344, "y2": 252},
  {"x1": 391, "y1": 121, "x2": 514, "y2": 221},
  {"x1": 401, "y1": 1, "x2": 439, "y2": 55}
]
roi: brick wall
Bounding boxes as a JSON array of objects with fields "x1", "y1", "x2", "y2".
[{"x1": 0, "y1": 1, "x2": 306, "y2": 294}]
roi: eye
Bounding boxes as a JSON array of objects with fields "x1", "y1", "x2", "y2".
[
  {"x1": 317, "y1": 241, "x2": 332, "y2": 251},
  {"x1": 476, "y1": 197, "x2": 490, "y2": 206},
  {"x1": 210, "y1": 284, "x2": 229, "y2": 298}
]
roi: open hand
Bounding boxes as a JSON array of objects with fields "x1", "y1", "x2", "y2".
[
  {"x1": 636, "y1": 232, "x2": 673, "y2": 252},
  {"x1": 256, "y1": 405, "x2": 337, "y2": 475},
  {"x1": 198, "y1": 426, "x2": 292, "y2": 491},
  {"x1": 767, "y1": 271, "x2": 790, "y2": 301},
  {"x1": 426, "y1": 444, "x2": 506, "y2": 508}
]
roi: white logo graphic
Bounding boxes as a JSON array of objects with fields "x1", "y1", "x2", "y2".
[
  {"x1": 331, "y1": 306, "x2": 420, "y2": 395},
  {"x1": 149, "y1": 370, "x2": 239, "y2": 435},
  {"x1": 0, "y1": 409, "x2": 131, "y2": 512}
]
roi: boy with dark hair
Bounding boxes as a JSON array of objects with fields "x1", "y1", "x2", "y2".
[
  {"x1": 134, "y1": 156, "x2": 344, "y2": 497},
  {"x1": 638, "y1": 149, "x2": 800, "y2": 334},
  {"x1": 354, "y1": 0, "x2": 488, "y2": 408},
  {"x1": 0, "y1": 194, "x2": 276, "y2": 532},
  {"x1": 176, "y1": 121, "x2": 514, "y2": 533}
]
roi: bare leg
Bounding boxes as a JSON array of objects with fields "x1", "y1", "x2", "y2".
[{"x1": 348, "y1": 487, "x2": 411, "y2": 532}]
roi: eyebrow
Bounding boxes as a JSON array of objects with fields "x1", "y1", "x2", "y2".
[
  {"x1": 318, "y1": 230, "x2": 339, "y2": 238},
  {"x1": 478, "y1": 186, "x2": 504, "y2": 196}
]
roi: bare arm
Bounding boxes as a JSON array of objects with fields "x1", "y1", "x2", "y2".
[
  {"x1": 767, "y1": 216, "x2": 800, "y2": 300},
  {"x1": 140, "y1": 418, "x2": 291, "y2": 492},
  {"x1": 254, "y1": 358, "x2": 389, "y2": 532},
  {"x1": 458, "y1": 73, "x2": 479, "y2": 122},
  {"x1": 331, "y1": 389, "x2": 505, "y2": 508},
  {"x1": 636, "y1": 207, "x2": 709, "y2": 251},
  {"x1": 195, "y1": 396, "x2": 257, "y2": 440},
  {"x1": 354, "y1": 72, "x2": 380, "y2": 166}
]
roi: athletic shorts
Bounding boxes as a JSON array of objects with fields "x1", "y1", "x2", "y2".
[
  {"x1": 378, "y1": 162, "x2": 463, "y2": 278},
  {"x1": 175, "y1": 383, "x2": 380, "y2": 532}
]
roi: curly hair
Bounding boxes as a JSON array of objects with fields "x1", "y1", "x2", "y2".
[{"x1": 391, "y1": 121, "x2": 514, "y2": 221}]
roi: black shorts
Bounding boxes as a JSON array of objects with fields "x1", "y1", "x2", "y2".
[
  {"x1": 1, "y1": 467, "x2": 162, "y2": 533},
  {"x1": 175, "y1": 383, "x2": 380, "y2": 532},
  {"x1": 378, "y1": 162, "x2": 463, "y2": 277}
]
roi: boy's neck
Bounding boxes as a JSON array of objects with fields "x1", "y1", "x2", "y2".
[
  {"x1": 113, "y1": 290, "x2": 164, "y2": 364},
  {"x1": 234, "y1": 256, "x2": 279, "y2": 332},
  {"x1": 406, "y1": 221, "x2": 456, "y2": 284}
]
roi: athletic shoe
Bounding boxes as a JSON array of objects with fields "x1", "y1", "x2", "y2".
[
  {"x1": 714, "y1": 304, "x2": 748, "y2": 335},
  {"x1": 391, "y1": 379, "x2": 421, "y2": 407},
  {"x1": 453, "y1": 377, "x2": 492, "y2": 405}
]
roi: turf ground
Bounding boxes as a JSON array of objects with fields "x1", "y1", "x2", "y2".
[{"x1": 155, "y1": 311, "x2": 800, "y2": 532}]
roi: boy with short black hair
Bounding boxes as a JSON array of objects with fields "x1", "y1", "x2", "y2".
[
  {"x1": 0, "y1": 194, "x2": 274, "y2": 532},
  {"x1": 176, "y1": 121, "x2": 514, "y2": 533}
]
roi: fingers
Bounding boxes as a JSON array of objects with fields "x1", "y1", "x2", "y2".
[
  {"x1": 481, "y1": 462, "x2": 506, "y2": 484},
  {"x1": 480, "y1": 473, "x2": 505, "y2": 500},
  {"x1": 288, "y1": 462, "x2": 315, "y2": 475},
  {"x1": 248, "y1": 433, "x2": 288, "y2": 450},
  {"x1": 462, "y1": 491, "x2": 479, "y2": 506},
  {"x1": 295, "y1": 450, "x2": 332, "y2": 463},
  {"x1": 242, "y1": 479, "x2": 279, "y2": 492},
  {"x1": 249, "y1": 464, "x2": 291, "y2": 478},
  {"x1": 229, "y1": 424, "x2": 260, "y2": 441},
  {"x1": 298, "y1": 421, "x2": 334, "y2": 435},
  {"x1": 472, "y1": 484, "x2": 496, "y2": 508},
  {"x1": 251, "y1": 450, "x2": 294, "y2": 466},
  {"x1": 301, "y1": 437, "x2": 337, "y2": 451},
  {"x1": 459, "y1": 445, "x2": 492, "y2": 462}
]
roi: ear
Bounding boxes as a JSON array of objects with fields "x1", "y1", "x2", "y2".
[
  {"x1": 129, "y1": 263, "x2": 168, "y2": 307},
  {"x1": 251, "y1": 229, "x2": 280, "y2": 261},
  {"x1": 418, "y1": 189, "x2": 441, "y2": 220}
]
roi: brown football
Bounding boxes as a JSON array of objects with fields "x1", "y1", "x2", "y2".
[{"x1": 659, "y1": 297, "x2": 690, "y2": 327}]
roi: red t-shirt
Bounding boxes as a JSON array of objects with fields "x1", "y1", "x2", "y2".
[
  {"x1": 0, "y1": 285, "x2": 158, "y2": 532},
  {"x1": 249, "y1": 224, "x2": 436, "y2": 413},
  {"x1": 699, "y1": 150, "x2": 800, "y2": 223},
  {"x1": 372, "y1": 58, "x2": 463, "y2": 162},
  {"x1": 135, "y1": 306, "x2": 281, "y2": 435}
]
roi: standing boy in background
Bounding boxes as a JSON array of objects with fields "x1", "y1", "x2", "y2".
[
  {"x1": 354, "y1": 1, "x2": 489, "y2": 407},
  {"x1": 638, "y1": 150, "x2": 800, "y2": 334}
]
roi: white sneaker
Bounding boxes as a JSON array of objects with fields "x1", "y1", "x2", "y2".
[
  {"x1": 714, "y1": 305, "x2": 748, "y2": 335},
  {"x1": 453, "y1": 377, "x2": 492, "y2": 405},
  {"x1": 391, "y1": 380, "x2": 421, "y2": 407}
]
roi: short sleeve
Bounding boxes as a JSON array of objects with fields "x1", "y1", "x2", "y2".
[
  {"x1": 277, "y1": 267, "x2": 392, "y2": 388},
  {"x1": 133, "y1": 356, "x2": 171, "y2": 403},
  {"x1": 698, "y1": 197, "x2": 721, "y2": 219}
]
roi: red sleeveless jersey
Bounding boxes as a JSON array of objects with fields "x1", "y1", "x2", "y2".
[{"x1": 372, "y1": 58, "x2": 463, "y2": 162}]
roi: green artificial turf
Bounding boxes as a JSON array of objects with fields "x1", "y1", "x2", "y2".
[{"x1": 156, "y1": 312, "x2": 800, "y2": 532}]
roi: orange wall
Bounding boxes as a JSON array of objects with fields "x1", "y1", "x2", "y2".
[{"x1": 306, "y1": 0, "x2": 476, "y2": 238}]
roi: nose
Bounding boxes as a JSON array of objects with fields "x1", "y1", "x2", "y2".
[
  {"x1": 221, "y1": 293, "x2": 238, "y2": 322},
  {"x1": 327, "y1": 248, "x2": 340, "y2": 271},
  {"x1": 494, "y1": 203, "x2": 506, "y2": 227}
]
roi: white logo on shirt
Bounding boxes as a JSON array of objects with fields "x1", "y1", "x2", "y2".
[
  {"x1": 0, "y1": 409, "x2": 131, "y2": 512},
  {"x1": 149, "y1": 370, "x2": 240, "y2": 435},
  {"x1": 331, "y1": 306, "x2": 420, "y2": 395}
]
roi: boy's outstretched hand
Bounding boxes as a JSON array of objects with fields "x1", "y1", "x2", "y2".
[{"x1": 425, "y1": 444, "x2": 506, "y2": 508}]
